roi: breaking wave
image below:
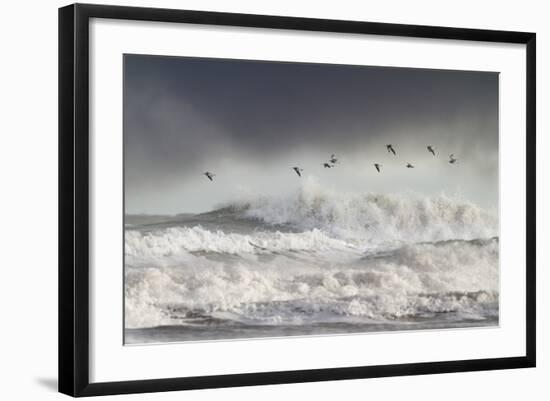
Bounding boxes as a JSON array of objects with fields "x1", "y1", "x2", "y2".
[
  {"x1": 125, "y1": 235, "x2": 498, "y2": 328},
  {"x1": 125, "y1": 227, "x2": 361, "y2": 263},
  {"x1": 125, "y1": 184, "x2": 499, "y2": 333},
  {"x1": 221, "y1": 182, "x2": 498, "y2": 244}
]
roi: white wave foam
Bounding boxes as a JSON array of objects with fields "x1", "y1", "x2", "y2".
[
  {"x1": 125, "y1": 238, "x2": 498, "y2": 328},
  {"x1": 125, "y1": 226, "x2": 360, "y2": 266},
  {"x1": 125, "y1": 186, "x2": 499, "y2": 329},
  {"x1": 235, "y1": 181, "x2": 498, "y2": 243}
]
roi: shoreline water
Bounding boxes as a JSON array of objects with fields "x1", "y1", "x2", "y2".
[{"x1": 126, "y1": 317, "x2": 499, "y2": 344}]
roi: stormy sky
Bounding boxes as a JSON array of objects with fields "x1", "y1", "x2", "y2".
[{"x1": 124, "y1": 54, "x2": 499, "y2": 214}]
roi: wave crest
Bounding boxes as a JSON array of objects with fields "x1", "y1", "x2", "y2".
[
  {"x1": 228, "y1": 183, "x2": 498, "y2": 244},
  {"x1": 125, "y1": 227, "x2": 360, "y2": 266}
]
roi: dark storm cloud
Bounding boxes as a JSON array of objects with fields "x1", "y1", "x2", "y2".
[{"x1": 124, "y1": 54, "x2": 498, "y2": 213}]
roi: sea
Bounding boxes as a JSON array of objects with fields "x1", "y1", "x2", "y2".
[{"x1": 124, "y1": 184, "x2": 499, "y2": 344}]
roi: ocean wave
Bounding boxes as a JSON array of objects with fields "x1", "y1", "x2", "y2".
[
  {"x1": 220, "y1": 181, "x2": 498, "y2": 244},
  {"x1": 125, "y1": 185, "x2": 499, "y2": 330},
  {"x1": 125, "y1": 226, "x2": 361, "y2": 266},
  {"x1": 125, "y1": 238, "x2": 498, "y2": 328}
]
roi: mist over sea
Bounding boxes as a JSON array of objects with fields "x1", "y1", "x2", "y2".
[{"x1": 124, "y1": 182, "x2": 499, "y2": 344}]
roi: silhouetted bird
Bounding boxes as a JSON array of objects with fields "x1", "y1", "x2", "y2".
[
  {"x1": 374, "y1": 163, "x2": 382, "y2": 173},
  {"x1": 449, "y1": 154, "x2": 458, "y2": 164},
  {"x1": 323, "y1": 163, "x2": 332, "y2": 168},
  {"x1": 292, "y1": 167, "x2": 304, "y2": 177},
  {"x1": 203, "y1": 171, "x2": 215, "y2": 181},
  {"x1": 406, "y1": 163, "x2": 414, "y2": 168},
  {"x1": 386, "y1": 144, "x2": 396, "y2": 155},
  {"x1": 427, "y1": 145, "x2": 436, "y2": 156},
  {"x1": 329, "y1": 154, "x2": 338, "y2": 164}
]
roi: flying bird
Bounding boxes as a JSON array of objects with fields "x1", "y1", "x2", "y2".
[
  {"x1": 427, "y1": 145, "x2": 436, "y2": 156},
  {"x1": 449, "y1": 154, "x2": 458, "y2": 164},
  {"x1": 323, "y1": 163, "x2": 333, "y2": 168},
  {"x1": 203, "y1": 171, "x2": 215, "y2": 181},
  {"x1": 292, "y1": 167, "x2": 304, "y2": 177},
  {"x1": 374, "y1": 163, "x2": 382, "y2": 173},
  {"x1": 406, "y1": 163, "x2": 414, "y2": 168},
  {"x1": 386, "y1": 144, "x2": 396, "y2": 155},
  {"x1": 329, "y1": 154, "x2": 338, "y2": 164}
]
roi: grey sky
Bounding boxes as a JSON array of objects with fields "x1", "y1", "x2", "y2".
[{"x1": 124, "y1": 54, "x2": 499, "y2": 214}]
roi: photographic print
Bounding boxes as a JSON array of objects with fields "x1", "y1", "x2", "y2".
[{"x1": 123, "y1": 55, "x2": 499, "y2": 344}]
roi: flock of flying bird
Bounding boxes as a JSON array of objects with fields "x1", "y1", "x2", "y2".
[{"x1": 203, "y1": 145, "x2": 458, "y2": 181}]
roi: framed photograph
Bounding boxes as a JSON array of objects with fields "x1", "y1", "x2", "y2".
[{"x1": 58, "y1": 3, "x2": 536, "y2": 397}]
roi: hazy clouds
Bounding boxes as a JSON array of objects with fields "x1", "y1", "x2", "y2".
[{"x1": 124, "y1": 54, "x2": 499, "y2": 214}]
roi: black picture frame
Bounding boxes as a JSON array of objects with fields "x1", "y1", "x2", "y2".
[{"x1": 59, "y1": 3, "x2": 536, "y2": 397}]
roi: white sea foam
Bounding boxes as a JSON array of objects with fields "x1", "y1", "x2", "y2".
[
  {"x1": 125, "y1": 186, "x2": 499, "y2": 330},
  {"x1": 125, "y1": 237, "x2": 498, "y2": 328},
  {"x1": 125, "y1": 226, "x2": 361, "y2": 264},
  {"x1": 234, "y1": 181, "x2": 498, "y2": 244}
]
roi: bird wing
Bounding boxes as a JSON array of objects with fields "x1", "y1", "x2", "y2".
[{"x1": 391, "y1": 148, "x2": 396, "y2": 155}]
